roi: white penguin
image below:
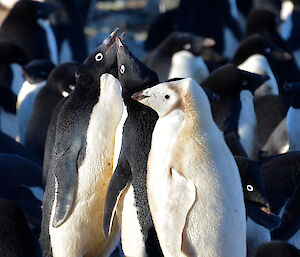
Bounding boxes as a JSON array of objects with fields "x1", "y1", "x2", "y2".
[
  {"x1": 168, "y1": 50, "x2": 209, "y2": 83},
  {"x1": 132, "y1": 78, "x2": 246, "y2": 257}
]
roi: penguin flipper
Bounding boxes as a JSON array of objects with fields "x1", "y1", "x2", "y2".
[
  {"x1": 103, "y1": 154, "x2": 131, "y2": 236},
  {"x1": 160, "y1": 168, "x2": 196, "y2": 256},
  {"x1": 52, "y1": 140, "x2": 82, "y2": 228}
]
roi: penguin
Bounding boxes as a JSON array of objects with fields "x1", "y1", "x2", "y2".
[
  {"x1": 143, "y1": 31, "x2": 215, "y2": 82},
  {"x1": 103, "y1": 38, "x2": 163, "y2": 257},
  {"x1": 17, "y1": 59, "x2": 55, "y2": 144},
  {"x1": 201, "y1": 64, "x2": 269, "y2": 160},
  {"x1": 25, "y1": 62, "x2": 77, "y2": 163},
  {"x1": 132, "y1": 77, "x2": 246, "y2": 257},
  {"x1": 45, "y1": 0, "x2": 87, "y2": 63},
  {"x1": 235, "y1": 156, "x2": 281, "y2": 257},
  {"x1": 255, "y1": 241, "x2": 300, "y2": 257},
  {"x1": 0, "y1": 40, "x2": 31, "y2": 139},
  {"x1": 0, "y1": 0, "x2": 58, "y2": 63},
  {"x1": 272, "y1": 184, "x2": 300, "y2": 248},
  {"x1": 280, "y1": 0, "x2": 294, "y2": 40},
  {"x1": 283, "y1": 81, "x2": 300, "y2": 151},
  {"x1": 40, "y1": 29, "x2": 122, "y2": 257},
  {"x1": 253, "y1": 0, "x2": 282, "y2": 16},
  {"x1": 168, "y1": 50, "x2": 210, "y2": 83},
  {"x1": 0, "y1": 199, "x2": 42, "y2": 257}
]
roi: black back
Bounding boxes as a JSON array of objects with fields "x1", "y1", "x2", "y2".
[{"x1": 255, "y1": 241, "x2": 300, "y2": 257}]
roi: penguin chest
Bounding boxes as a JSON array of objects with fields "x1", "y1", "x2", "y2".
[
  {"x1": 287, "y1": 107, "x2": 300, "y2": 151},
  {"x1": 238, "y1": 90, "x2": 258, "y2": 160}
]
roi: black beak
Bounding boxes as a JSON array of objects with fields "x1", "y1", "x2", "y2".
[{"x1": 131, "y1": 92, "x2": 150, "y2": 101}]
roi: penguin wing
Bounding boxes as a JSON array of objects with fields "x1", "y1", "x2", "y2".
[
  {"x1": 160, "y1": 168, "x2": 196, "y2": 256},
  {"x1": 103, "y1": 154, "x2": 131, "y2": 236},
  {"x1": 52, "y1": 139, "x2": 82, "y2": 228}
]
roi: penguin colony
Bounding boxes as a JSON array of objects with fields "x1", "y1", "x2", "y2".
[{"x1": 1, "y1": 0, "x2": 300, "y2": 257}]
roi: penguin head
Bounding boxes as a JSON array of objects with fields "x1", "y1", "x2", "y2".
[
  {"x1": 116, "y1": 37, "x2": 159, "y2": 97},
  {"x1": 163, "y1": 32, "x2": 215, "y2": 56},
  {"x1": 0, "y1": 40, "x2": 30, "y2": 65},
  {"x1": 246, "y1": 9, "x2": 281, "y2": 37},
  {"x1": 132, "y1": 78, "x2": 209, "y2": 118},
  {"x1": 201, "y1": 64, "x2": 270, "y2": 96},
  {"x1": 21, "y1": 59, "x2": 55, "y2": 84},
  {"x1": 47, "y1": 62, "x2": 78, "y2": 97},
  {"x1": 231, "y1": 35, "x2": 292, "y2": 65},
  {"x1": 235, "y1": 156, "x2": 270, "y2": 211},
  {"x1": 282, "y1": 82, "x2": 300, "y2": 108},
  {"x1": 76, "y1": 29, "x2": 119, "y2": 89},
  {"x1": 255, "y1": 241, "x2": 300, "y2": 257},
  {"x1": 10, "y1": 0, "x2": 58, "y2": 20}
]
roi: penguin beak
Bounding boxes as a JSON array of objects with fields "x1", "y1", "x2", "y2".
[
  {"x1": 261, "y1": 203, "x2": 271, "y2": 215},
  {"x1": 103, "y1": 28, "x2": 119, "y2": 49},
  {"x1": 131, "y1": 92, "x2": 150, "y2": 101},
  {"x1": 116, "y1": 37, "x2": 124, "y2": 48},
  {"x1": 203, "y1": 38, "x2": 216, "y2": 48}
]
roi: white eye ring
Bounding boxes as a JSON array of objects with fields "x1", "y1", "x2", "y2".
[
  {"x1": 247, "y1": 185, "x2": 254, "y2": 192},
  {"x1": 242, "y1": 81, "x2": 248, "y2": 86},
  {"x1": 183, "y1": 43, "x2": 191, "y2": 50},
  {"x1": 120, "y1": 65, "x2": 125, "y2": 74},
  {"x1": 95, "y1": 53, "x2": 103, "y2": 61},
  {"x1": 69, "y1": 85, "x2": 75, "y2": 90}
]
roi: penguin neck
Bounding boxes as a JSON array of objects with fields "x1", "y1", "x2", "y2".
[{"x1": 287, "y1": 107, "x2": 300, "y2": 151}]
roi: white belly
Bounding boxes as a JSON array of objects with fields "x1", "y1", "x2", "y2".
[
  {"x1": 238, "y1": 90, "x2": 258, "y2": 160},
  {"x1": 59, "y1": 39, "x2": 73, "y2": 64},
  {"x1": 223, "y1": 27, "x2": 240, "y2": 59},
  {"x1": 246, "y1": 218, "x2": 271, "y2": 257},
  {"x1": 287, "y1": 107, "x2": 300, "y2": 151}
]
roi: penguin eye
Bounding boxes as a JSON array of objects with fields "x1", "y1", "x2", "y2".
[
  {"x1": 164, "y1": 95, "x2": 170, "y2": 100},
  {"x1": 120, "y1": 65, "x2": 125, "y2": 74},
  {"x1": 242, "y1": 81, "x2": 248, "y2": 86},
  {"x1": 69, "y1": 85, "x2": 75, "y2": 90},
  {"x1": 247, "y1": 185, "x2": 254, "y2": 192},
  {"x1": 265, "y1": 48, "x2": 271, "y2": 54},
  {"x1": 183, "y1": 43, "x2": 192, "y2": 50},
  {"x1": 95, "y1": 53, "x2": 103, "y2": 61}
]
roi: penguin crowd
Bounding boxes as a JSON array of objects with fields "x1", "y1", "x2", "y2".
[{"x1": 1, "y1": 0, "x2": 300, "y2": 256}]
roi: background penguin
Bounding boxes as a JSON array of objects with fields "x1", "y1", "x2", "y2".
[
  {"x1": 168, "y1": 50, "x2": 210, "y2": 83},
  {"x1": 143, "y1": 31, "x2": 215, "y2": 81},
  {"x1": 17, "y1": 59, "x2": 55, "y2": 144},
  {"x1": 0, "y1": 40, "x2": 31, "y2": 138},
  {"x1": 40, "y1": 29, "x2": 122, "y2": 257},
  {"x1": 0, "y1": 199, "x2": 42, "y2": 257},
  {"x1": 25, "y1": 61, "x2": 77, "y2": 163},
  {"x1": 255, "y1": 241, "x2": 300, "y2": 257},
  {"x1": 0, "y1": 0, "x2": 58, "y2": 64},
  {"x1": 132, "y1": 78, "x2": 246, "y2": 257},
  {"x1": 45, "y1": 0, "x2": 87, "y2": 63},
  {"x1": 201, "y1": 64, "x2": 269, "y2": 160},
  {"x1": 103, "y1": 38, "x2": 163, "y2": 257}
]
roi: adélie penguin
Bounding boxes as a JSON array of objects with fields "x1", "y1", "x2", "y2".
[
  {"x1": 0, "y1": 0, "x2": 58, "y2": 63},
  {"x1": 17, "y1": 59, "x2": 55, "y2": 144},
  {"x1": 40, "y1": 29, "x2": 122, "y2": 257},
  {"x1": 132, "y1": 78, "x2": 246, "y2": 257},
  {"x1": 25, "y1": 62, "x2": 77, "y2": 163},
  {"x1": 103, "y1": 38, "x2": 163, "y2": 257}
]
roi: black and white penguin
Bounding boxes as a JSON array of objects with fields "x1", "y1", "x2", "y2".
[
  {"x1": 201, "y1": 64, "x2": 269, "y2": 159},
  {"x1": 45, "y1": 0, "x2": 87, "y2": 63},
  {"x1": 103, "y1": 38, "x2": 163, "y2": 257},
  {"x1": 255, "y1": 241, "x2": 300, "y2": 257},
  {"x1": 17, "y1": 59, "x2": 55, "y2": 144},
  {"x1": 0, "y1": 40, "x2": 31, "y2": 138},
  {"x1": 40, "y1": 29, "x2": 123, "y2": 257},
  {"x1": 143, "y1": 31, "x2": 215, "y2": 81},
  {"x1": 132, "y1": 77, "x2": 246, "y2": 256},
  {"x1": 0, "y1": 0, "x2": 58, "y2": 64},
  {"x1": 25, "y1": 62, "x2": 77, "y2": 163},
  {"x1": 272, "y1": 183, "x2": 300, "y2": 248},
  {"x1": 0, "y1": 199, "x2": 42, "y2": 257}
]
